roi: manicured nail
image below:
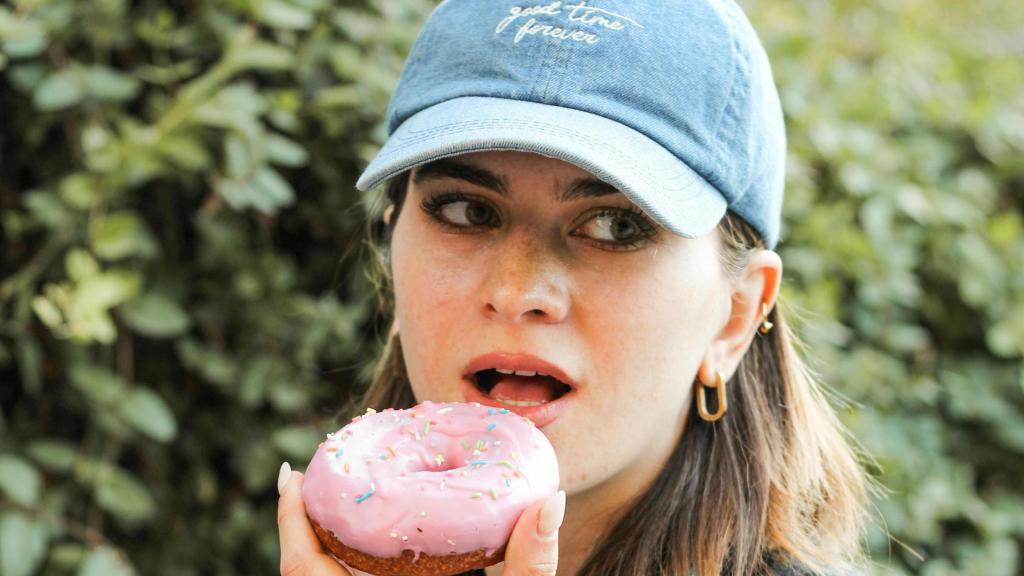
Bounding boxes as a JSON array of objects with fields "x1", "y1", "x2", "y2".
[
  {"x1": 536, "y1": 490, "x2": 565, "y2": 541},
  {"x1": 278, "y1": 462, "x2": 292, "y2": 495}
]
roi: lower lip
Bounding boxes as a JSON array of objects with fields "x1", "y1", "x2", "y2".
[{"x1": 460, "y1": 377, "x2": 574, "y2": 428}]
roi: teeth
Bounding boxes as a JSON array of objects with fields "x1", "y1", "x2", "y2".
[
  {"x1": 513, "y1": 370, "x2": 537, "y2": 376},
  {"x1": 493, "y1": 395, "x2": 547, "y2": 407},
  {"x1": 495, "y1": 368, "x2": 515, "y2": 374}
]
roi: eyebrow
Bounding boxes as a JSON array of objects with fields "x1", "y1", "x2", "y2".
[{"x1": 410, "y1": 158, "x2": 622, "y2": 202}]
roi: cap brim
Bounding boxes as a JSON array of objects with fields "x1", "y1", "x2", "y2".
[{"x1": 356, "y1": 96, "x2": 726, "y2": 240}]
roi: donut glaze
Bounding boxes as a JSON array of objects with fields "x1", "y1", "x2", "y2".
[{"x1": 302, "y1": 400, "x2": 560, "y2": 568}]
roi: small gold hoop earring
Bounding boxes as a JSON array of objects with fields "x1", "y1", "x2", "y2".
[
  {"x1": 759, "y1": 302, "x2": 774, "y2": 334},
  {"x1": 697, "y1": 371, "x2": 728, "y2": 422}
]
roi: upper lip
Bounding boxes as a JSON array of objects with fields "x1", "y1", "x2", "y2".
[{"x1": 462, "y1": 352, "x2": 579, "y2": 389}]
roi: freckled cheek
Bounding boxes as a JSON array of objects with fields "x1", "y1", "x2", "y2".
[
  {"x1": 392, "y1": 241, "x2": 482, "y2": 392},
  {"x1": 582, "y1": 277, "x2": 708, "y2": 409}
]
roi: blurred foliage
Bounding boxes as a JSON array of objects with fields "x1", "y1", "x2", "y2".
[{"x1": 0, "y1": 0, "x2": 1021, "y2": 574}]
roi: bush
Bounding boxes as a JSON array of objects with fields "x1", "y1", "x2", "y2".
[{"x1": 1, "y1": 0, "x2": 1022, "y2": 574}]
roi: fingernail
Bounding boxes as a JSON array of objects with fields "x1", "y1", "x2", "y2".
[
  {"x1": 277, "y1": 462, "x2": 291, "y2": 495},
  {"x1": 536, "y1": 490, "x2": 565, "y2": 541}
]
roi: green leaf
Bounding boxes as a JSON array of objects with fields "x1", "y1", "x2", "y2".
[
  {"x1": 266, "y1": 133, "x2": 308, "y2": 167},
  {"x1": 77, "y1": 546, "x2": 135, "y2": 576},
  {"x1": 33, "y1": 68, "x2": 84, "y2": 111},
  {"x1": 84, "y1": 65, "x2": 141, "y2": 102},
  {"x1": 118, "y1": 387, "x2": 177, "y2": 443},
  {"x1": 93, "y1": 466, "x2": 156, "y2": 523},
  {"x1": 66, "y1": 248, "x2": 100, "y2": 282},
  {"x1": 89, "y1": 212, "x2": 159, "y2": 261},
  {"x1": 272, "y1": 426, "x2": 320, "y2": 460},
  {"x1": 14, "y1": 337, "x2": 42, "y2": 395},
  {"x1": 250, "y1": 166, "x2": 295, "y2": 211},
  {"x1": 69, "y1": 363, "x2": 126, "y2": 406},
  {"x1": 236, "y1": 40, "x2": 295, "y2": 71},
  {"x1": 31, "y1": 295, "x2": 63, "y2": 329},
  {"x1": 26, "y1": 439, "x2": 77, "y2": 473},
  {"x1": 253, "y1": 0, "x2": 314, "y2": 30},
  {"x1": 120, "y1": 293, "x2": 190, "y2": 338},
  {"x1": 0, "y1": 511, "x2": 49, "y2": 576},
  {"x1": 0, "y1": 454, "x2": 41, "y2": 506},
  {"x1": 23, "y1": 190, "x2": 72, "y2": 230}
]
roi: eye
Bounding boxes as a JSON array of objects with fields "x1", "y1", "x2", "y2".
[
  {"x1": 573, "y1": 207, "x2": 658, "y2": 250},
  {"x1": 420, "y1": 191, "x2": 498, "y2": 230}
]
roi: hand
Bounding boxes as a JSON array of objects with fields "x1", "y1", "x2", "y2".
[
  {"x1": 276, "y1": 461, "x2": 566, "y2": 576},
  {"x1": 277, "y1": 462, "x2": 352, "y2": 576},
  {"x1": 499, "y1": 489, "x2": 566, "y2": 576}
]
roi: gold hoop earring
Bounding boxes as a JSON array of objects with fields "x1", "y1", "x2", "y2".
[
  {"x1": 697, "y1": 371, "x2": 728, "y2": 422},
  {"x1": 759, "y1": 302, "x2": 774, "y2": 334}
]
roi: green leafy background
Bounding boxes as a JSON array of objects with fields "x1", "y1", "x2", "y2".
[{"x1": 1, "y1": 0, "x2": 1022, "y2": 574}]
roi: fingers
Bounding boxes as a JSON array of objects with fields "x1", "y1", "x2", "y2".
[
  {"x1": 502, "y1": 490, "x2": 566, "y2": 576},
  {"x1": 277, "y1": 462, "x2": 352, "y2": 576}
]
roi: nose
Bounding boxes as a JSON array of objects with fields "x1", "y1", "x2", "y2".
[{"x1": 483, "y1": 233, "x2": 571, "y2": 324}]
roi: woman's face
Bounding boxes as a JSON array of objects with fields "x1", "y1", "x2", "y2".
[{"x1": 388, "y1": 150, "x2": 732, "y2": 501}]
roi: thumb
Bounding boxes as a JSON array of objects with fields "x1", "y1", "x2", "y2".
[{"x1": 503, "y1": 490, "x2": 566, "y2": 576}]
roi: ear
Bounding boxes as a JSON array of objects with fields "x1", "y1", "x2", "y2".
[
  {"x1": 699, "y1": 249, "x2": 783, "y2": 385},
  {"x1": 383, "y1": 204, "x2": 395, "y2": 227}
]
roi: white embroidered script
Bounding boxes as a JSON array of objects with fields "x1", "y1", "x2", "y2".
[{"x1": 494, "y1": 1, "x2": 643, "y2": 45}]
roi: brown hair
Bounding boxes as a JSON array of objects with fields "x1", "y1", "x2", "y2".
[{"x1": 353, "y1": 169, "x2": 872, "y2": 575}]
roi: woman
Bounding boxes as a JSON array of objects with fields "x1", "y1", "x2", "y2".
[{"x1": 278, "y1": 1, "x2": 871, "y2": 574}]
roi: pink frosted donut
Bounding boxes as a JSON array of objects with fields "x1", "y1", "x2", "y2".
[{"x1": 301, "y1": 400, "x2": 560, "y2": 576}]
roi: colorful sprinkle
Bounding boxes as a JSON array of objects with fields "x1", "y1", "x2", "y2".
[
  {"x1": 476, "y1": 439, "x2": 484, "y2": 450},
  {"x1": 435, "y1": 454, "x2": 445, "y2": 466},
  {"x1": 355, "y1": 489, "x2": 375, "y2": 503},
  {"x1": 448, "y1": 539, "x2": 456, "y2": 546},
  {"x1": 437, "y1": 407, "x2": 453, "y2": 414},
  {"x1": 487, "y1": 408, "x2": 496, "y2": 415},
  {"x1": 461, "y1": 439, "x2": 470, "y2": 450},
  {"x1": 505, "y1": 478, "x2": 511, "y2": 487},
  {"x1": 334, "y1": 449, "x2": 344, "y2": 458},
  {"x1": 387, "y1": 446, "x2": 397, "y2": 459},
  {"x1": 344, "y1": 462, "x2": 351, "y2": 474},
  {"x1": 390, "y1": 532, "x2": 398, "y2": 538},
  {"x1": 490, "y1": 488, "x2": 499, "y2": 500},
  {"x1": 365, "y1": 407, "x2": 377, "y2": 416},
  {"x1": 470, "y1": 460, "x2": 488, "y2": 466},
  {"x1": 500, "y1": 408, "x2": 510, "y2": 414},
  {"x1": 497, "y1": 460, "x2": 515, "y2": 469},
  {"x1": 402, "y1": 536, "x2": 408, "y2": 542},
  {"x1": 486, "y1": 422, "x2": 497, "y2": 431},
  {"x1": 470, "y1": 492, "x2": 483, "y2": 499},
  {"x1": 424, "y1": 420, "x2": 431, "y2": 435}
]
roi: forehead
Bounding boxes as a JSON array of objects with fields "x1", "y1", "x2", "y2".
[{"x1": 410, "y1": 151, "x2": 624, "y2": 203}]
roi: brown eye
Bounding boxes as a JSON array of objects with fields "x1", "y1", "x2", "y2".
[
  {"x1": 440, "y1": 201, "x2": 494, "y2": 226},
  {"x1": 579, "y1": 213, "x2": 641, "y2": 242}
]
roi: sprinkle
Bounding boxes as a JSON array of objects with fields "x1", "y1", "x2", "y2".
[
  {"x1": 344, "y1": 462, "x2": 351, "y2": 474},
  {"x1": 327, "y1": 432, "x2": 340, "y2": 440},
  {"x1": 387, "y1": 446, "x2": 397, "y2": 459},
  {"x1": 440, "y1": 479, "x2": 446, "y2": 490},
  {"x1": 461, "y1": 439, "x2": 470, "y2": 450},
  {"x1": 435, "y1": 454, "x2": 445, "y2": 466},
  {"x1": 476, "y1": 440, "x2": 484, "y2": 450},
  {"x1": 505, "y1": 478, "x2": 511, "y2": 487},
  {"x1": 497, "y1": 460, "x2": 515, "y2": 469},
  {"x1": 500, "y1": 408, "x2": 510, "y2": 414},
  {"x1": 524, "y1": 416, "x2": 535, "y2": 426},
  {"x1": 351, "y1": 416, "x2": 361, "y2": 422},
  {"x1": 437, "y1": 407, "x2": 453, "y2": 414},
  {"x1": 421, "y1": 511, "x2": 427, "y2": 517},
  {"x1": 490, "y1": 488, "x2": 499, "y2": 500},
  {"x1": 487, "y1": 408, "x2": 496, "y2": 415},
  {"x1": 335, "y1": 449, "x2": 344, "y2": 459},
  {"x1": 390, "y1": 532, "x2": 398, "y2": 538},
  {"x1": 401, "y1": 536, "x2": 408, "y2": 542},
  {"x1": 355, "y1": 489, "x2": 375, "y2": 503},
  {"x1": 448, "y1": 539, "x2": 456, "y2": 546},
  {"x1": 379, "y1": 453, "x2": 387, "y2": 460},
  {"x1": 487, "y1": 422, "x2": 497, "y2": 431},
  {"x1": 424, "y1": 420, "x2": 431, "y2": 435},
  {"x1": 470, "y1": 460, "x2": 488, "y2": 466},
  {"x1": 470, "y1": 492, "x2": 483, "y2": 499},
  {"x1": 365, "y1": 407, "x2": 377, "y2": 416}
]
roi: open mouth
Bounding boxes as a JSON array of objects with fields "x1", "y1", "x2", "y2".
[{"x1": 471, "y1": 369, "x2": 573, "y2": 407}]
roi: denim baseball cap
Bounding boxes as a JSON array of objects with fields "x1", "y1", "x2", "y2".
[{"x1": 355, "y1": 0, "x2": 787, "y2": 248}]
